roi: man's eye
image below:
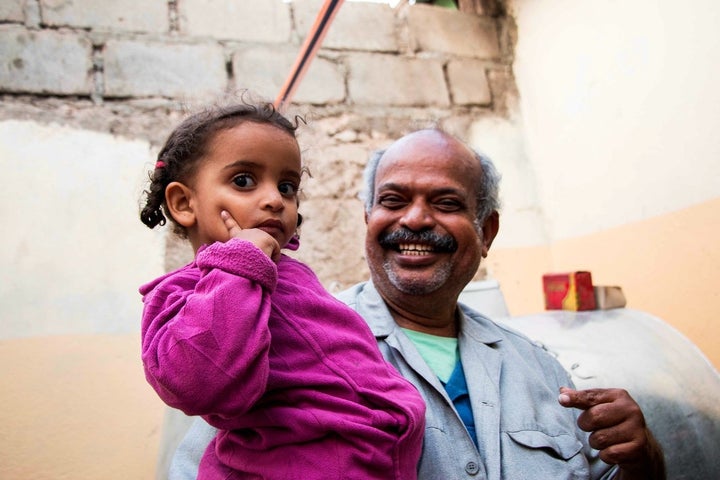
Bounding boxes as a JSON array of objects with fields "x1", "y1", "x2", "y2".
[
  {"x1": 378, "y1": 196, "x2": 406, "y2": 209},
  {"x1": 232, "y1": 174, "x2": 256, "y2": 188},
  {"x1": 279, "y1": 182, "x2": 299, "y2": 196},
  {"x1": 435, "y1": 199, "x2": 462, "y2": 211}
]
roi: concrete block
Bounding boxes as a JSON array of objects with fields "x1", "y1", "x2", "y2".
[
  {"x1": 486, "y1": 67, "x2": 518, "y2": 114},
  {"x1": 104, "y1": 40, "x2": 226, "y2": 99},
  {"x1": 302, "y1": 143, "x2": 368, "y2": 199},
  {"x1": 295, "y1": 197, "x2": 368, "y2": 289},
  {"x1": 293, "y1": 55, "x2": 345, "y2": 105},
  {"x1": 0, "y1": 26, "x2": 92, "y2": 95},
  {"x1": 347, "y1": 53, "x2": 449, "y2": 107},
  {"x1": 40, "y1": 0, "x2": 168, "y2": 33},
  {"x1": 180, "y1": 0, "x2": 291, "y2": 42},
  {"x1": 231, "y1": 45, "x2": 290, "y2": 101},
  {"x1": 0, "y1": 0, "x2": 24, "y2": 22},
  {"x1": 447, "y1": 58, "x2": 491, "y2": 105},
  {"x1": 232, "y1": 44, "x2": 345, "y2": 105},
  {"x1": 407, "y1": 4, "x2": 499, "y2": 59},
  {"x1": 293, "y1": 0, "x2": 399, "y2": 52}
]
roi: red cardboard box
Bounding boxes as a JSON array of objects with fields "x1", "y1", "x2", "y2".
[{"x1": 542, "y1": 271, "x2": 596, "y2": 311}]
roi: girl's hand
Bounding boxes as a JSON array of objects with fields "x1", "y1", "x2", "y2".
[{"x1": 221, "y1": 210, "x2": 281, "y2": 262}]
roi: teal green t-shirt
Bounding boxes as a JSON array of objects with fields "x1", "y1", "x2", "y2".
[
  {"x1": 401, "y1": 328, "x2": 458, "y2": 383},
  {"x1": 401, "y1": 328, "x2": 478, "y2": 447}
]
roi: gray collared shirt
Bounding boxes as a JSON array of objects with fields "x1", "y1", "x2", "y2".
[{"x1": 338, "y1": 281, "x2": 617, "y2": 480}]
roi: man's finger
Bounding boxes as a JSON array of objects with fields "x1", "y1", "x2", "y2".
[{"x1": 558, "y1": 387, "x2": 621, "y2": 410}]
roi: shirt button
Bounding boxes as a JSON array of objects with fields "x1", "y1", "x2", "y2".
[{"x1": 465, "y1": 461, "x2": 480, "y2": 475}]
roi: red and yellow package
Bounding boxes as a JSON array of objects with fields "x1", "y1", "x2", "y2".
[{"x1": 542, "y1": 271, "x2": 596, "y2": 311}]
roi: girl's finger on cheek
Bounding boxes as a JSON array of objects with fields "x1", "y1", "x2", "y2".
[{"x1": 221, "y1": 210, "x2": 238, "y2": 230}]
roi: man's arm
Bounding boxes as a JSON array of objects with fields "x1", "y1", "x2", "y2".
[
  {"x1": 167, "y1": 417, "x2": 218, "y2": 480},
  {"x1": 559, "y1": 387, "x2": 666, "y2": 480}
]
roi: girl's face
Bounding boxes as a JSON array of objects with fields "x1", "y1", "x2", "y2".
[{"x1": 185, "y1": 121, "x2": 302, "y2": 250}]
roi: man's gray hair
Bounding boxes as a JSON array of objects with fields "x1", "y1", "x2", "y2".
[{"x1": 360, "y1": 146, "x2": 501, "y2": 224}]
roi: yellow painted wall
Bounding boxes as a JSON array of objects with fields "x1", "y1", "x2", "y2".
[
  {"x1": 0, "y1": 334, "x2": 163, "y2": 480},
  {"x1": 489, "y1": 198, "x2": 720, "y2": 369}
]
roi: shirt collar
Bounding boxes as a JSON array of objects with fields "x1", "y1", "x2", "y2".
[
  {"x1": 352, "y1": 281, "x2": 397, "y2": 338},
  {"x1": 457, "y1": 303, "x2": 504, "y2": 345},
  {"x1": 354, "y1": 281, "x2": 504, "y2": 345}
]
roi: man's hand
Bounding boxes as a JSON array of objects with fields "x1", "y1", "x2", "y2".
[
  {"x1": 221, "y1": 210, "x2": 281, "y2": 262},
  {"x1": 559, "y1": 387, "x2": 665, "y2": 479}
]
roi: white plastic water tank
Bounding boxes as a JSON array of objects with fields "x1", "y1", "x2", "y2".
[
  {"x1": 459, "y1": 282, "x2": 720, "y2": 480},
  {"x1": 499, "y1": 309, "x2": 719, "y2": 480}
]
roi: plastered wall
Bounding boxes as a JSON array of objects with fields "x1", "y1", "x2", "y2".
[{"x1": 500, "y1": 0, "x2": 720, "y2": 368}]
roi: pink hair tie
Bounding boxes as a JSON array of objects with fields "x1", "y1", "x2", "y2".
[{"x1": 155, "y1": 161, "x2": 166, "y2": 169}]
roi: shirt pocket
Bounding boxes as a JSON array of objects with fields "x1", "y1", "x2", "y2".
[{"x1": 502, "y1": 430, "x2": 589, "y2": 479}]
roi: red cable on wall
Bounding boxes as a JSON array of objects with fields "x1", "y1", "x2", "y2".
[{"x1": 274, "y1": 0, "x2": 346, "y2": 110}]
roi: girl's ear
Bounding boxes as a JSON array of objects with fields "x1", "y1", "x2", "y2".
[{"x1": 165, "y1": 181, "x2": 196, "y2": 228}]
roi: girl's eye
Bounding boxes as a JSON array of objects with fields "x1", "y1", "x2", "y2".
[
  {"x1": 279, "y1": 181, "x2": 299, "y2": 197},
  {"x1": 232, "y1": 174, "x2": 256, "y2": 189}
]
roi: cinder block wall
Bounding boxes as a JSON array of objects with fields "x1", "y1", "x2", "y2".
[{"x1": 0, "y1": 0, "x2": 515, "y2": 286}]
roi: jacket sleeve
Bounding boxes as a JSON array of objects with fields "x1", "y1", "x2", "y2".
[{"x1": 141, "y1": 239, "x2": 277, "y2": 418}]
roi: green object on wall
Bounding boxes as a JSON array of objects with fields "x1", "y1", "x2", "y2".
[{"x1": 416, "y1": 0, "x2": 458, "y2": 9}]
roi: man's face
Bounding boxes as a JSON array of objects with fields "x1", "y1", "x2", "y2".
[{"x1": 365, "y1": 130, "x2": 490, "y2": 299}]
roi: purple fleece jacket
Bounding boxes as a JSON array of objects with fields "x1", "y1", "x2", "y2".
[{"x1": 140, "y1": 239, "x2": 425, "y2": 480}]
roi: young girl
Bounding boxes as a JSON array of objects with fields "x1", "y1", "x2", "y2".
[{"x1": 138, "y1": 101, "x2": 425, "y2": 480}]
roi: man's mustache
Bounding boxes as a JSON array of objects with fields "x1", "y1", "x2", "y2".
[{"x1": 378, "y1": 228, "x2": 457, "y2": 252}]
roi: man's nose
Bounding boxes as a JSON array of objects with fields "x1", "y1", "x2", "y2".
[{"x1": 399, "y1": 201, "x2": 435, "y2": 231}]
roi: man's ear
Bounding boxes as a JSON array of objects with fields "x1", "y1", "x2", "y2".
[
  {"x1": 165, "y1": 181, "x2": 196, "y2": 228},
  {"x1": 480, "y1": 210, "x2": 500, "y2": 258}
]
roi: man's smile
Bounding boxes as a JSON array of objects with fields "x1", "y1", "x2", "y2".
[
  {"x1": 379, "y1": 228, "x2": 457, "y2": 255},
  {"x1": 398, "y1": 243, "x2": 436, "y2": 255}
]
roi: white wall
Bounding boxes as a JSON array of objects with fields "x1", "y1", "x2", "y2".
[
  {"x1": 0, "y1": 120, "x2": 165, "y2": 338},
  {"x1": 467, "y1": 115, "x2": 549, "y2": 248},
  {"x1": 509, "y1": 0, "x2": 720, "y2": 240}
]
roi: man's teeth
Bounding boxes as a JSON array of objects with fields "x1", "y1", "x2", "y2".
[{"x1": 398, "y1": 243, "x2": 434, "y2": 255}]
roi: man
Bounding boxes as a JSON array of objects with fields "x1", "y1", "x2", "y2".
[{"x1": 168, "y1": 128, "x2": 665, "y2": 479}]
